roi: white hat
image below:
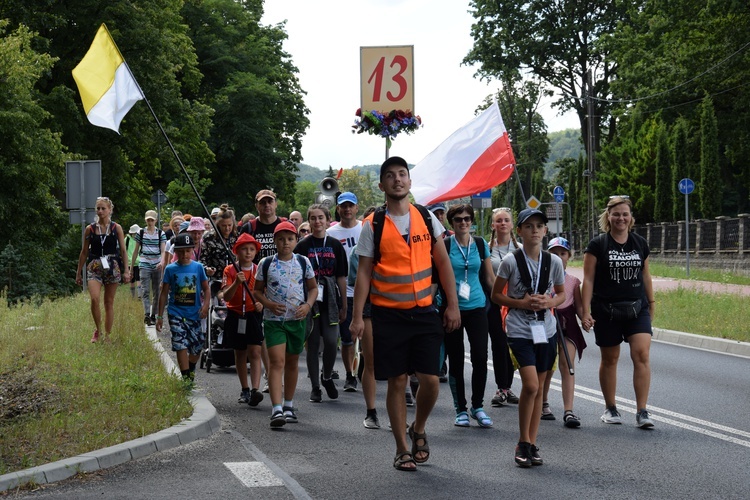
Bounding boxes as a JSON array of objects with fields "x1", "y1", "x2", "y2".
[
  {"x1": 211, "y1": 207, "x2": 221, "y2": 216},
  {"x1": 129, "y1": 224, "x2": 141, "y2": 234}
]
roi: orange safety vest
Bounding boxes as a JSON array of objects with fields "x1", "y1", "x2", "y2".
[{"x1": 368, "y1": 204, "x2": 433, "y2": 309}]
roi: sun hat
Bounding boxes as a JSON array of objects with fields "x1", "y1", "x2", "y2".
[
  {"x1": 173, "y1": 233, "x2": 195, "y2": 249},
  {"x1": 547, "y1": 237, "x2": 571, "y2": 252},
  {"x1": 233, "y1": 233, "x2": 261, "y2": 254},
  {"x1": 129, "y1": 224, "x2": 141, "y2": 234},
  {"x1": 187, "y1": 216, "x2": 206, "y2": 232},
  {"x1": 255, "y1": 189, "x2": 277, "y2": 202},
  {"x1": 337, "y1": 192, "x2": 358, "y2": 205},
  {"x1": 516, "y1": 208, "x2": 548, "y2": 227},
  {"x1": 273, "y1": 221, "x2": 298, "y2": 235},
  {"x1": 145, "y1": 210, "x2": 158, "y2": 221}
]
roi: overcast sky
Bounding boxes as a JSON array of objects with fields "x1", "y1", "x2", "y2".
[{"x1": 261, "y1": 0, "x2": 578, "y2": 171}]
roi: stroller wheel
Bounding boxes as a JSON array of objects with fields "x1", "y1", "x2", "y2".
[{"x1": 200, "y1": 352, "x2": 206, "y2": 369}]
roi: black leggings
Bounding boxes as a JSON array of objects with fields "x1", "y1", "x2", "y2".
[
  {"x1": 444, "y1": 307, "x2": 489, "y2": 412},
  {"x1": 487, "y1": 302, "x2": 514, "y2": 390}
]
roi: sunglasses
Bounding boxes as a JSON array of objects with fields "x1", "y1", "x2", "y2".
[
  {"x1": 453, "y1": 216, "x2": 472, "y2": 223},
  {"x1": 609, "y1": 195, "x2": 630, "y2": 199},
  {"x1": 299, "y1": 229, "x2": 310, "y2": 234},
  {"x1": 493, "y1": 207, "x2": 511, "y2": 213}
]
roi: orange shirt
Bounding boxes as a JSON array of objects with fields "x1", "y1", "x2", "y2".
[{"x1": 222, "y1": 264, "x2": 257, "y2": 314}]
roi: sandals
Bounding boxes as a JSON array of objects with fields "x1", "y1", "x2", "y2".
[
  {"x1": 564, "y1": 411, "x2": 581, "y2": 428},
  {"x1": 541, "y1": 402, "x2": 556, "y2": 420},
  {"x1": 393, "y1": 451, "x2": 417, "y2": 471},
  {"x1": 408, "y1": 422, "x2": 430, "y2": 464},
  {"x1": 454, "y1": 411, "x2": 470, "y2": 427}
]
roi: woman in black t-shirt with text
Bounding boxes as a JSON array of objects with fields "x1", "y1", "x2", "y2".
[{"x1": 581, "y1": 196, "x2": 656, "y2": 429}]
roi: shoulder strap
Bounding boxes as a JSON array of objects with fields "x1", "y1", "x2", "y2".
[
  {"x1": 371, "y1": 204, "x2": 387, "y2": 264},
  {"x1": 261, "y1": 256, "x2": 272, "y2": 282},
  {"x1": 512, "y1": 249, "x2": 531, "y2": 291},
  {"x1": 444, "y1": 234, "x2": 452, "y2": 254},
  {"x1": 539, "y1": 251, "x2": 551, "y2": 295},
  {"x1": 413, "y1": 204, "x2": 434, "y2": 246},
  {"x1": 296, "y1": 254, "x2": 308, "y2": 302},
  {"x1": 473, "y1": 236, "x2": 487, "y2": 258},
  {"x1": 513, "y1": 248, "x2": 552, "y2": 295}
]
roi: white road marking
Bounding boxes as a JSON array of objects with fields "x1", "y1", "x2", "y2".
[
  {"x1": 484, "y1": 358, "x2": 750, "y2": 448},
  {"x1": 224, "y1": 462, "x2": 284, "y2": 488}
]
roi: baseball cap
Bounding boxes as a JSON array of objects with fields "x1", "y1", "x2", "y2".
[
  {"x1": 426, "y1": 202, "x2": 446, "y2": 213},
  {"x1": 379, "y1": 156, "x2": 408, "y2": 180},
  {"x1": 145, "y1": 210, "x2": 157, "y2": 221},
  {"x1": 173, "y1": 233, "x2": 195, "y2": 249},
  {"x1": 178, "y1": 221, "x2": 190, "y2": 233},
  {"x1": 337, "y1": 192, "x2": 358, "y2": 205},
  {"x1": 233, "y1": 233, "x2": 261, "y2": 254},
  {"x1": 547, "y1": 237, "x2": 571, "y2": 252},
  {"x1": 187, "y1": 216, "x2": 206, "y2": 232},
  {"x1": 516, "y1": 208, "x2": 548, "y2": 227},
  {"x1": 255, "y1": 189, "x2": 277, "y2": 202},
  {"x1": 273, "y1": 221, "x2": 298, "y2": 235},
  {"x1": 129, "y1": 224, "x2": 141, "y2": 234},
  {"x1": 211, "y1": 207, "x2": 221, "y2": 216}
]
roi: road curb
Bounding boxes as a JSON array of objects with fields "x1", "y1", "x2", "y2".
[
  {"x1": 653, "y1": 327, "x2": 750, "y2": 358},
  {"x1": 0, "y1": 326, "x2": 221, "y2": 493}
]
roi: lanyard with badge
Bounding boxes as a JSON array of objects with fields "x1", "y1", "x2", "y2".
[
  {"x1": 236, "y1": 264, "x2": 254, "y2": 335},
  {"x1": 312, "y1": 236, "x2": 326, "y2": 302},
  {"x1": 455, "y1": 236, "x2": 472, "y2": 300},
  {"x1": 521, "y1": 247, "x2": 547, "y2": 344},
  {"x1": 98, "y1": 223, "x2": 111, "y2": 270}
]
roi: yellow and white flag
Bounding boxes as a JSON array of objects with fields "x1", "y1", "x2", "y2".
[{"x1": 72, "y1": 24, "x2": 142, "y2": 133}]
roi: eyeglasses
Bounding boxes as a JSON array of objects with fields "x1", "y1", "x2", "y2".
[
  {"x1": 453, "y1": 216, "x2": 472, "y2": 223},
  {"x1": 299, "y1": 229, "x2": 310, "y2": 234},
  {"x1": 609, "y1": 195, "x2": 630, "y2": 199},
  {"x1": 493, "y1": 207, "x2": 511, "y2": 213}
]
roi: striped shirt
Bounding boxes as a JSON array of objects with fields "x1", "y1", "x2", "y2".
[{"x1": 135, "y1": 228, "x2": 165, "y2": 269}]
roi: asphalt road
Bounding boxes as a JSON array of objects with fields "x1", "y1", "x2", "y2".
[{"x1": 10, "y1": 326, "x2": 750, "y2": 499}]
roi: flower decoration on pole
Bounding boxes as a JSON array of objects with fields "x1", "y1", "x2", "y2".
[{"x1": 352, "y1": 108, "x2": 422, "y2": 149}]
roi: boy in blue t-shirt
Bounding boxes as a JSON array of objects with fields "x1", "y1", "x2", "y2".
[{"x1": 156, "y1": 233, "x2": 210, "y2": 385}]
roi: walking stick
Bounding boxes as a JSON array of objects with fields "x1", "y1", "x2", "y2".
[{"x1": 554, "y1": 308, "x2": 574, "y2": 376}]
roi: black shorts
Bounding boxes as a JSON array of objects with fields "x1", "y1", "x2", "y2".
[
  {"x1": 371, "y1": 305, "x2": 444, "y2": 380},
  {"x1": 508, "y1": 335, "x2": 558, "y2": 372},
  {"x1": 223, "y1": 309, "x2": 264, "y2": 349},
  {"x1": 592, "y1": 299, "x2": 653, "y2": 347}
]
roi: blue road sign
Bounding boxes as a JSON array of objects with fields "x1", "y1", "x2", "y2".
[
  {"x1": 473, "y1": 189, "x2": 492, "y2": 199},
  {"x1": 678, "y1": 178, "x2": 695, "y2": 195},
  {"x1": 553, "y1": 186, "x2": 565, "y2": 203}
]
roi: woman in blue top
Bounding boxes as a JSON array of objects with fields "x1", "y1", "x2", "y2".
[{"x1": 443, "y1": 204, "x2": 495, "y2": 428}]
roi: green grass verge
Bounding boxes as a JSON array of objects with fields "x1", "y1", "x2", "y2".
[
  {"x1": 0, "y1": 288, "x2": 193, "y2": 475},
  {"x1": 653, "y1": 287, "x2": 750, "y2": 343}
]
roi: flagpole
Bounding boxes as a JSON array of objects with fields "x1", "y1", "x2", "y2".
[{"x1": 103, "y1": 25, "x2": 250, "y2": 295}]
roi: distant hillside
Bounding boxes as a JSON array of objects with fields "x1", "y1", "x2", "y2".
[
  {"x1": 547, "y1": 128, "x2": 584, "y2": 165},
  {"x1": 294, "y1": 163, "x2": 381, "y2": 182}
]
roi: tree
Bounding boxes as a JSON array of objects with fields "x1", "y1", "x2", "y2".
[
  {"x1": 699, "y1": 96, "x2": 721, "y2": 219},
  {"x1": 654, "y1": 120, "x2": 672, "y2": 221},
  {"x1": 671, "y1": 119, "x2": 690, "y2": 221},
  {"x1": 465, "y1": 0, "x2": 632, "y2": 163},
  {"x1": 338, "y1": 169, "x2": 381, "y2": 211}
]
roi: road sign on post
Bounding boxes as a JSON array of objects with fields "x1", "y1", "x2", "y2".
[
  {"x1": 526, "y1": 195, "x2": 541, "y2": 209},
  {"x1": 679, "y1": 178, "x2": 695, "y2": 277},
  {"x1": 151, "y1": 190, "x2": 168, "y2": 227},
  {"x1": 553, "y1": 186, "x2": 565, "y2": 203}
]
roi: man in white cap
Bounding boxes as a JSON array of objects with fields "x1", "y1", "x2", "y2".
[
  {"x1": 125, "y1": 224, "x2": 142, "y2": 298},
  {"x1": 326, "y1": 191, "x2": 362, "y2": 392}
]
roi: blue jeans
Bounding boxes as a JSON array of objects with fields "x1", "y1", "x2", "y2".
[{"x1": 139, "y1": 266, "x2": 161, "y2": 317}]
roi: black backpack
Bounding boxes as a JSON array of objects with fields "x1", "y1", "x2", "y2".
[
  {"x1": 138, "y1": 227, "x2": 164, "y2": 255},
  {"x1": 371, "y1": 203, "x2": 434, "y2": 264}
]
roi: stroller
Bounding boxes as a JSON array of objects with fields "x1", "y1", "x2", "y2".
[{"x1": 200, "y1": 279, "x2": 235, "y2": 372}]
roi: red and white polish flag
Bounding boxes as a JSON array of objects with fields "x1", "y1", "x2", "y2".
[{"x1": 411, "y1": 102, "x2": 516, "y2": 205}]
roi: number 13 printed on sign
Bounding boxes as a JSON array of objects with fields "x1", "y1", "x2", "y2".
[{"x1": 360, "y1": 46, "x2": 414, "y2": 114}]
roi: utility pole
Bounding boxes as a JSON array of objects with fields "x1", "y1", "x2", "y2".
[{"x1": 586, "y1": 69, "x2": 597, "y2": 240}]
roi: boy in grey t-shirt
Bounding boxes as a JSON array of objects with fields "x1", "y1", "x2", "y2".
[{"x1": 491, "y1": 209, "x2": 565, "y2": 469}]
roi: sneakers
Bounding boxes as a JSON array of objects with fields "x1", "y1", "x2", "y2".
[
  {"x1": 505, "y1": 389, "x2": 519, "y2": 404},
  {"x1": 636, "y1": 409, "x2": 655, "y2": 429},
  {"x1": 363, "y1": 413, "x2": 381, "y2": 429},
  {"x1": 261, "y1": 381, "x2": 270, "y2": 393},
  {"x1": 454, "y1": 411, "x2": 470, "y2": 427},
  {"x1": 470, "y1": 407, "x2": 493, "y2": 428},
  {"x1": 249, "y1": 389, "x2": 263, "y2": 407},
  {"x1": 563, "y1": 411, "x2": 581, "y2": 428},
  {"x1": 90, "y1": 329, "x2": 100, "y2": 343},
  {"x1": 144, "y1": 314, "x2": 152, "y2": 326},
  {"x1": 309, "y1": 387, "x2": 322, "y2": 403},
  {"x1": 320, "y1": 376, "x2": 339, "y2": 399},
  {"x1": 541, "y1": 402, "x2": 556, "y2": 420},
  {"x1": 331, "y1": 369, "x2": 340, "y2": 380},
  {"x1": 283, "y1": 406, "x2": 298, "y2": 423},
  {"x1": 529, "y1": 444, "x2": 543, "y2": 466},
  {"x1": 270, "y1": 410, "x2": 286, "y2": 428},
  {"x1": 405, "y1": 389, "x2": 414, "y2": 407},
  {"x1": 344, "y1": 375, "x2": 358, "y2": 392},
  {"x1": 491, "y1": 389, "x2": 507, "y2": 407},
  {"x1": 514, "y1": 442, "x2": 532, "y2": 468},
  {"x1": 238, "y1": 389, "x2": 252, "y2": 404},
  {"x1": 601, "y1": 406, "x2": 623, "y2": 424}
]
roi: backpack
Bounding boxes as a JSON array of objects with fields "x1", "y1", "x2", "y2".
[
  {"x1": 138, "y1": 227, "x2": 164, "y2": 255},
  {"x1": 512, "y1": 248, "x2": 552, "y2": 321},
  {"x1": 372, "y1": 203, "x2": 434, "y2": 264},
  {"x1": 260, "y1": 254, "x2": 308, "y2": 301},
  {"x1": 241, "y1": 216, "x2": 287, "y2": 235}
]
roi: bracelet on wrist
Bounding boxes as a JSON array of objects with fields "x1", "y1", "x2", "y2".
[{"x1": 155, "y1": 315, "x2": 163, "y2": 320}]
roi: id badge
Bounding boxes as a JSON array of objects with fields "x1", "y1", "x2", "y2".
[
  {"x1": 100, "y1": 256, "x2": 110, "y2": 270},
  {"x1": 316, "y1": 283, "x2": 324, "y2": 302},
  {"x1": 458, "y1": 281, "x2": 471, "y2": 300},
  {"x1": 237, "y1": 318, "x2": 247, "y2": 335},
  {"x1": 530, "y1": 321, "x2": 548, "y2": 344}
]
